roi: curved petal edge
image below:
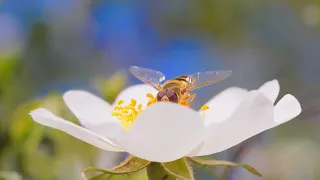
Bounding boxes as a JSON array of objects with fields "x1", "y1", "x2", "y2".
[
  {"x1": 30, "y1": 108, "x2": 124, "y2": 152},
  {"x1": 63, "y1": 90, "x2": 117, "y2": 128},
  {"x1": 258, "y1": 79, "x2": 280, "y2": 104},
  {"x1": 195, "y1": 91, "x2": 274, "y2": 156},
  {"x1": 274, "y1": 94, "x2": 301, "y2": 124}
]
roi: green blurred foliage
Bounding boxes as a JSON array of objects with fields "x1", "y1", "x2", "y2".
[
  {"x1": 94, "y1": 72, "x2": 127, "y2": 103},
  {"x1": 0, "y1": 171, "x2": 22, "y2": 180},
  {"x1": 0, "y1": 17, "x2": 128, "y2": 178},
  {"x1": 0, "y1": 66, "x2": 127, "y2": 179},
  {"x1": 156, "y1": 0, "x2": 267, "y2": 42},
  {"x1": 0, "y1": 58, "x2": 19, "y2": 88}
]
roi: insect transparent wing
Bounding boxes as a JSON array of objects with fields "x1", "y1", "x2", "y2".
[
  {"x1": 187, "y1": 70, "x2": 232, "y2": 92},
  {"x1": 129, "y1": 66, "x2": 165, "y2": 90}
]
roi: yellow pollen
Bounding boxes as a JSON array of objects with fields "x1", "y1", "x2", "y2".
[
  {"x1": 146, "y1": 93, "x2": 154, "y2": 99},
  {"x1": 201, "y1": 105, "x2": 210, "y2": 120},
  {"x1": 112, "y1": 97, "x2": 147, "y2": 130},
  {"x1": 201, "y1": 105, "x2": 210, "y2": 111},
  {"x1": 111, "y1": 112, "x2": 121, "y2": 116},
  {"x1": 146, "y1": 93, "x2": 156, "y2": 106},
  {"x1": 112, "y1": 93, "x2": 158, "y2": 130},
  {"x1": 112, "y1": 93, "x2": 203, "y2": 130},
  {"x1": 117, "y1": 100, "x2": 124, "y2": 105},
  {"x1": 127, "y1": 106, "x2": 138, "y2": 114},
  {"x1": 130, "y1": 99, "x2": 137, "y2": 106}
]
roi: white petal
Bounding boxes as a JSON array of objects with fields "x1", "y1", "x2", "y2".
[
  {"x1": 201, "y1": 87, "x2": 248, "y2": 125},
  {"x1": 196, "y1": 91, "x2": 274, "y2": 156},
  {"x1": 30, "y1": 108, "x2": 124, "y2": 152},
  {"x1": 118, "y1": 102, "x2": 205, "y2": 162},
  {"x1": 63, "y1": 90, "x2": 119, "y2": 128},
  {"x1": 274, "y1": 94, "x2": 301, "y2": 124},
  {"x1": 258, "y1": 79, "x2": 280, "y2": 104},
  {"x1": 114, "y1": 84, "x2": 158, "y2": 107}
]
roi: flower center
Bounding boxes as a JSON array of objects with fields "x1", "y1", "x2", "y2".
[
  {"x1": 111, "y1": 93, "x2": 210, "y2": 130},
  {"x1": 111, "y1": 93, "x2": 155, "y2": 130}
]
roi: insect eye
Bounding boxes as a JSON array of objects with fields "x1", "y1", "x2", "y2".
[
  {"x1": 156, "y1": 90, "x2": 179, "y2": 103},
  {"x1": 166, "y1": 90, "x2": 179, "y2": 103},
  {"x1": 156, "y1": 90, "x2": 167, "y2": 101}
]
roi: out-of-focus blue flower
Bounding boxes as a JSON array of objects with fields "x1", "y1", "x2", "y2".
[
  {"x1": 0, "y1": 13, "x2": 22, "y2": 55},
  {"x1": 130, "y1": 37, "x2": 222, "y2": 84},
  {"x1": 42, "y1": 0, "x2": 79, "y2": 17},
  {"x1": 92, "y1": 1, "x2": 139, "y2": 43},
  {"x1": 89, "y1": 1, "x2": 222, "y2": 86},
  {"x1": 1, "y1": 0, "x2": 45, "y2": 30},
  {"x1": 1, "y1": 0, "x2": 78, "y2": 31},
  {"x1": 91, "y1": 1, "x2": 148, "y2": 64}
]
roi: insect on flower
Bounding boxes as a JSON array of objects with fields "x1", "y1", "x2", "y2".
[
  {"x1": 29, "y1": 65, "x2": 302, "y2": 164},
  {"x1": 129, "y1": 66, "x2": 232, "y2": 106}
]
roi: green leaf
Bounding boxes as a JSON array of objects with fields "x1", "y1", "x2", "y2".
[
  {"x1": 0, "y1": 58, "x2": 19, "y2": 85},
  {"x1": 105, "y1": 169, "x2": 149, "y2": 180},
  {"x1": 161, "y1": 158, "x2": 194, "y2": 180},
  {"x1": 0, "y1": 171, "x2": 22, "y2": 180},
  {"x1": 146, "y1": 162, "x2": 176, "y2": 180},
  {"x1": 189, "y1": 157, "x2": 262, "y2": 176},
  {"x1": 9, "y1": 99, "x2": 42, "y2": 144},
  {"x1": 187, "y1": 158, "x2": 224, "y2": 180},
  {"x1": 82, "y1": 156, "x2": 151, "y2": 179},
  {"x1": 94, "y1": 72, "x2": 127, "y2": 103}
]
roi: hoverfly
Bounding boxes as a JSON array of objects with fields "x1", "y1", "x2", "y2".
[{"x1": 129, "y1": 66, "x2": 232, "y2": 105}]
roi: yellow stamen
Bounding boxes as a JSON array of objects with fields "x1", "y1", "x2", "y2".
[
  {"x1": 146, "y1": 93, "x2": 156, "y2": 106},
  {"x1": 127, "y1": 106, "x2": 138, "y2": 114},
  {"x1": 112, "y1": 93, "x2": 205, "y2": 130},
  {"x1": 112, "y1": 97, "x2": 144, "y2": 131},
  {"x1": 130, "y1": 99, "x2": 137, "y2": 106},
  {"x1": 146, "y1": 93, "x2": 154, "y2": 99},
  {"x1": 111, "y1": 112, "x2": 122, "y2": 116},
  {"x1": 201, "y1": 105, "x2": 210, "y2": 120},
  {"x1": 201, "y1": 105, "x2": 210, "y2": 111},
  {"x1": 118, "y1": 100, "x2": 124, "y2": 105},
  {"x1": 147, "y1": 101, "x2": 154, "y2": 106}
]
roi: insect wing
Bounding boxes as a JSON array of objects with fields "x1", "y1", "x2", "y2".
[
  {"x1": 129, "y1": 66, "x2": 165, "y2": 90},
  {"x1": 187, "y1": 70, "x2": 232, "y2": 91}
]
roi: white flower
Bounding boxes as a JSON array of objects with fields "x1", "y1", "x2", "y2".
[{"x1": 29, "y1": 80, "x2": 301, "y2": 163}]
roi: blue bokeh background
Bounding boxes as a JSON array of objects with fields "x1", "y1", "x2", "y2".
[{"x1": 0, "y1": 0, "x2": 319, "y2": 179}]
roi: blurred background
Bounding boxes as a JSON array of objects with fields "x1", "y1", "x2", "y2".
[{"x1": 0, "y1": 0, "x2": 319, "y2": 179}]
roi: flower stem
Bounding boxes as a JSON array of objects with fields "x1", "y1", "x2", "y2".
[
  {"x1": 146, "y1": 162, "x2": 175, "y2": 180},
  {"x1": 188, "y1": 158, "x2": 224, "y2": 180}
]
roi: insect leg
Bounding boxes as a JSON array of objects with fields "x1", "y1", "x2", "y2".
[
  {"x1": 179, "y1": 94, "x2": 190, "y2": 106},
  {"x1": 187, "y1": 94, "x2": 196, "y2": 104}
]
